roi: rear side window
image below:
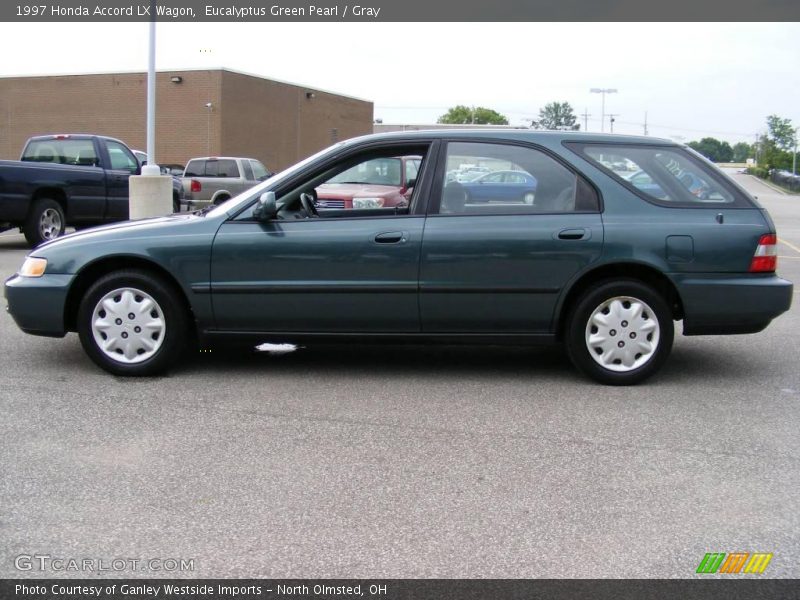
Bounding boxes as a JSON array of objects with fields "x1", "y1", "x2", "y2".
[
  {"x1": 22, "y1": 139, "x2": 98, "y2": 166},
  {"x1": 184, "y1": 160, "x2": 204, "y2": 177},
  {"x1": 216, "y1": 160, "x2": 239, "y2": 178},
  {"x1": 571, "y1": 143, "x2": 751, "y2": 207},
  {"x1": 435, "y1": 141, "x2": 599, "y2": 216}
]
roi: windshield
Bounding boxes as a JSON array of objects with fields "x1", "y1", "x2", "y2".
[
  {"x1": 326, "y1": 157, "x2": 402, "y2": 186},
  {"x1": 205, "y1": 141, "x2": 347, "y2": 218}
]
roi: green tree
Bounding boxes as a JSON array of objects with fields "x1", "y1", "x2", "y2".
[
  {"x1": 731, "y1": 142, "x2": 752, "y2": 163},
  {"x1": 766, "y1": 115, "x2": 796, "y2": 151},
  {"x1": 535, "y1": 101, "x2": 579, "y2": 130},
  {"x1": 757, "y1": 115, "x2": 796, "y2": 170},
  {"x1": 437, "y1": 105, "x2": 509, "y2": 125},
  {"x1": 687, "y1": 137, "x2": 733, "y2": 162}
]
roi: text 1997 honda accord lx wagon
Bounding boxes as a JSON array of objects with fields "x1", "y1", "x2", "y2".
[{"x1": 4, "y1": 131, "x2": 794, "y2": 384}]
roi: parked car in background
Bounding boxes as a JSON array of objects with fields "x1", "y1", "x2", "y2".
[
  {"x1": 460, "y1": 169, "x2": 538, "y2": 204},
  {"x1": 4, "y1": 130, "x2": 793, "y2": 385},
  {"x1": 315, "y1": 155, "x2": 420, "y2": 209},
  {"x1": 132, "y1": 152, "x2": 185, "y2": 213},
  {"x1": 182, "y1": 156, "x2": 273, "y2": 208},
  {"x1": 0, "y1": 134, "x2": 141, "y2": 246}
]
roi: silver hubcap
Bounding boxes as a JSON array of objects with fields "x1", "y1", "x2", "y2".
[
  {"x1": 39, "y1": 208, "x2": 62, "y2": 240},
  {"x1": 585, "y1": 295, "x2": 660, "y2": 372},
  {"x1": 91, "y1": 288, "x2": 166, "y2": 364},
  {"x1": 523, "y1": 192, "x2": 535, "y2": 205}
]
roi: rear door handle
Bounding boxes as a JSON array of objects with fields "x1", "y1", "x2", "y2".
[
  {"x1": 556, "y1": 228, "x2": 589, "y2": 240},
  {"x1": 374, "y1": 231, "x2": 406, "y2": 244}
]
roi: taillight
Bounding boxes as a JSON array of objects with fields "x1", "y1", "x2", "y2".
[
  {"x1": 190, "y1": 179, "x2": 201, "y2": 193},
  {"x1": 749, "y1": 234, "x2": 778, "y2": 272}
]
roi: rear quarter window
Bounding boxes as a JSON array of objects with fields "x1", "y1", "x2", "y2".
[
  {"x1": 184, "y1": 160, "x2": 205, "y2": 177},
  {"x1": 567, "y1": 142, "x2": 754, "y2": 208}
]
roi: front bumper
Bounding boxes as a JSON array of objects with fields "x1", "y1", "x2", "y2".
[
  {"x1": 4, "y1": 273, "x2": 73, "y2": 337},
  {"x1": 673, "y1": 273, "x2": 793, "y2": 335}
]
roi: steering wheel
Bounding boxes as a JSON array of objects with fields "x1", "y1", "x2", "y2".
[{"x1": 299, "y1": 192, "x2": 319, "y2": 218}]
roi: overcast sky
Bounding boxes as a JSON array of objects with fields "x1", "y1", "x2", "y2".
[{"x1": 1, "y1": 21, "x2": 798, "y2": 144}]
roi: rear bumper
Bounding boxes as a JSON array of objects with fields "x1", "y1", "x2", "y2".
[
  {"x1": 672, "y1": 273, "x2": 793, "y2": 335},
  {"x1": 4, "y1": 273, "x2": 72, "y2": 337}
]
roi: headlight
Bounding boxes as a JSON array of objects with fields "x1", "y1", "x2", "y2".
[
  {"x1": 19, "y1": 257, "x2": 47, "y2": 277},
  {"x1": 352, "y1": 197, "x2": 385, "y2": 209}
]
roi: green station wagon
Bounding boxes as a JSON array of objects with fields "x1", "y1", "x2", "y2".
[{"x1": 4, "y1": 130, "x2": 793, "y2": 384}]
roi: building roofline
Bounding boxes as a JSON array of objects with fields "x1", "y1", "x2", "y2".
[{"x1": 0, "y1": 67, "x2": 372, "y2": 104}]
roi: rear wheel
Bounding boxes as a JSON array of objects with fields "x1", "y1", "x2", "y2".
[
  {"x1": 522, "y1": 191, "x2": 535, "y2": 205},
  {"x1": 24, "y1": 198, "x2": 65, "y2": 247},
  {"x1": 566, "y1": 279, "x2": 674, "y2": 385},
  {"x1": 77, "y1": 269, "x2": 189, "y2": 376}
]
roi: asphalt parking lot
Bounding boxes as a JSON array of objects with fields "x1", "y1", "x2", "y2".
[{"x1": 1, "y1": 172, "x2": 798, "y2": 578}]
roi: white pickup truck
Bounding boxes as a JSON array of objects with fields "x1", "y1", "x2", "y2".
[{"x1": 181, "y1": 156, "x2": 273, "y2": 208}]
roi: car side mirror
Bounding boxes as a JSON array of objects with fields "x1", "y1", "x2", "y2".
[
  {"x1": 406, "y1": 178, "x2": 416, "y2": 190},
  {"x1": 253, "y1": 191, "x2": 278, "y2": 221}
]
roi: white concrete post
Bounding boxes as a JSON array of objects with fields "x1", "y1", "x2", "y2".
[{"x1": 129, "y1": 164, "x2": 172, "y2": 219}]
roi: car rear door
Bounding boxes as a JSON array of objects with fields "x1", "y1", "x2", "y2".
[{"x1": 419, "y1": 140, "x2": 604, "y2": 333}]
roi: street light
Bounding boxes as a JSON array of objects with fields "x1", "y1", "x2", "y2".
[{"x1": 590, "y1": 88, "x2": 618, "y2": 133}]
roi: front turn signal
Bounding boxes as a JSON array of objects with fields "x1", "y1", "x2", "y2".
[{"x1": 19, "y1": 257, "x2": 47, "y2": 277}]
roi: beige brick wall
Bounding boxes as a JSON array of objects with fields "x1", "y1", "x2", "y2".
[{"x1": 0, "y1": 69, "x2": 372, "y2": 171}]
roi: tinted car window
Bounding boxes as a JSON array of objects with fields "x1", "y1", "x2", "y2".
[
  {"x1": 436, "y1": 142, "x2": 595, "y2": 215},
  {"x1": 241, "y1": 160, "x2": 254, "y2": 180},
  {"x1": 184, "y1": 160, "x2": 204, "y2": 177},
  {"x1": 217, "y1": 159, "x2": 239, "y2": 178},
  {"x1": 22, "y1": 139, "x2": 98, "y2": 166},
  {"x1": 576, "y1": 144, "x2": 741, "y2": 206}
]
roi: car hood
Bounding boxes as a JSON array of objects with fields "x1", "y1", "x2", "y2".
[
  {"x1": 316, "y1": 183, "x2": 399, "y2": 198},
  {"x1": 33, "y1": 213, "x2": 205, "y2": 254}
]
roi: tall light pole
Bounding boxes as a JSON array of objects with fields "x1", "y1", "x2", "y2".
[
  {"x1": 144, "y1": 0, "x2": 158, "y2": 173},
  {"x1": 590, "y1": 88, "x2": 617, "y2": 133}
]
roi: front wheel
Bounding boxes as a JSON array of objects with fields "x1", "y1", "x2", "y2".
[
  {"x1": 77, "y1": 269, "x2": 189, "y2": 376},
  {"x1": 565, "y1": 280, "x2": 674, "y2": 385}
]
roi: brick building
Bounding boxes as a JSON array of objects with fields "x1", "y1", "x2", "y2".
[{"x1": 0, "y1": 68, "x2": 373, "y2": 172}]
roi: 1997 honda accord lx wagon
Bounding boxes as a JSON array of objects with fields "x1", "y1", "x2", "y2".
[{"x1": 4, "y1": 131, "x2": 794, "y2": 384}]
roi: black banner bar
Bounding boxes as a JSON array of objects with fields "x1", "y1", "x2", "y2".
[
  {"x1": 3, "y1": 579, "x2": 800, "y2": 600},
  {"x1": 2, "y1": 0, "x2": 800, "y2": 22}
]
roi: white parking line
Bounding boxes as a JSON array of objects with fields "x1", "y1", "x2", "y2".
[{"x1": 780, "y1": 238, "x2": 800, "y2": 254}]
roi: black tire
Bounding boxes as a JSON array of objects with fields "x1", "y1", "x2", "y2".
[
  {"x1": 173, "y1": 194, "x2": 180, "y2": 213},
  {"x1": 77, "y1": 269, "x2": 189, "y2": 376},
  {"x1": 213, "y1": 195, "x2": 230, "y2": 206},
  {"x1": 24, "y1": 198, "x2": 65, "y2": 247},
  {"x1": 565, "y1": 279, "x2": 674, "y2": 385}
]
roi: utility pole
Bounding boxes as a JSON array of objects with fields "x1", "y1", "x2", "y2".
[
  {"x1": 643, "y1": 111, "x2": 648, "y2": 136},
  {"x1": 581, "y1": 108, "x2": 591, "y2": 132},
  {"x1": 608, "y1": 114, "x2": 619, "y2": 134}
]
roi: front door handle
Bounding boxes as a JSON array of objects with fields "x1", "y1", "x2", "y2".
[
  {"x1": 374, "y1": 231, "x2": 406, "y2": 244},
  {"x1": 556, "y1": 228, "x2": 589, "y2": 241}
]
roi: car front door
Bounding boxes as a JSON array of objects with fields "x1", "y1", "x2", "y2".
[
  {"x1": 420, "y1": 140, "x2": 604, "y2": 333},
  {"x1": 208, "y1": 142, "x2": 435, "y2": 334},
  {"x1": 102, "y1": 140, "x2": 139, "y2": 221}
]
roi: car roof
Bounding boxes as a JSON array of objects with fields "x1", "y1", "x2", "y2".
[
  {"x1": 342, "y1": 129, "x2": 676, "y2": 147},
  {"x1": 186, "y1": 156, "x2": 260, "y2": 161}
]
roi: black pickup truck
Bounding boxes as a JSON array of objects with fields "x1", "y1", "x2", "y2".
[{"x1": 0, "y1": 134, "x2": 143, "y2": 246}]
